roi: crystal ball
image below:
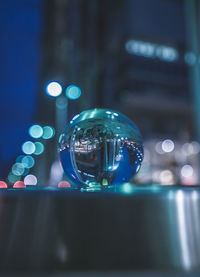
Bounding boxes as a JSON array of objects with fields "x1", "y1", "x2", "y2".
[{"x1": 59, "y1": 108, "x2": 144, "y2": 188}]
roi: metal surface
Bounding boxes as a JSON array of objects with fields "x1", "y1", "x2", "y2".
[{"x1": 0, "y1": 187, "x2": 199, "y2": 273}]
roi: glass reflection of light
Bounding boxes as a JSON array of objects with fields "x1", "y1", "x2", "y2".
[
  {"x1": 122, "y1": 183, "x2": 133, "y2": 194},
  {"x1": 49, "y1": 161, "x2": 64, "y2": 186},
  {"x1": 191, "y1": 190, "x2": 200, "y2": 266},
  {"x1": 176, "y1": 190, "x2": 191, "y2": 270},
  {"x1": 71, "y1": 114, "x2": 80, "y2": 121}
]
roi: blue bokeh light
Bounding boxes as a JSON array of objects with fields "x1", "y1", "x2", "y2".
[{"x1": 65, "y1": 85, "x2": 81, "y2": 100}]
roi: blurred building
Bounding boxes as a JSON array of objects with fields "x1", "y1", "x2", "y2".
[{"x1": 1, "y1": 0, "x2": 200, "y2": 186}]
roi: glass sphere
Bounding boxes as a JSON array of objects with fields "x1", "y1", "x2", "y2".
[{"x1": 59, "y1": 108, "x2": 144, "y2": 189}]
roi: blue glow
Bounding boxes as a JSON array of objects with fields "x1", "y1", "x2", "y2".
[
  {"x1": 8, "y1": 172, "x2": 21, "y2": 183},
  {"x1": 22, "y1": 156, "x2": 35, "y2": 168},
  {"x1": 22, "y1": 141, "x2": 36, "y2": 155},
  {"x1": 34, "y1": 142, "x2": 45, "y2": 155},
  {"x1": 42, "y1": 126, "x2": 55, "y2": 139},
  {"x1": 12, "y1": 163, "x2": 25, "y2": 176},
  {"x1": 65, "y1": 85, "x2": 81, "y2": 100},
  {"x1": 46, "y1": 81, "x2": 62, "y2": 97},
  {"x1": 29, "y1": 124, "x2": 43, "y2": 138}
]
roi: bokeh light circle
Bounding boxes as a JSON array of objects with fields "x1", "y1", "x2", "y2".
[
  {"x1": 162, "y1": 139, "x2": 174, "y2": 153},
  {"x1": 22, "y1": 141, "x2": 36, "y2": 155},
  {"x1": 12, "y1": 163, "x2": 25, "y2": 176},
  {"x1": 13, "y1": 181, "x2": 26, "y2": 188},
  {"x1": 46, "y1": 81, "x2": 62, "y2": 97},
  {"x1": 0, "y1": 181, "x2": 7, "y2": 188},
  {"x1": 29, "y1": 124, "x2": 43, "y2": 138},
  {"x1": 34, "y1": 142, "x2": 45, "y2": 155},
  {"x1": 65, "y1": 85, "x2": 81, "y2": 100},
  {"x1": 22, "y1": 156, "x2": 35, "y2": 168},
  {"x1": 24, "y1": 174, "x2": 37, "y2": 186},
  {"x1": 58, "y1": 181, "x2": 71, "y2": 188},
  {"x1": 181, "y1": 165, "x2": 193, "y2": 178},
  {"x1": 42, "y1": 126, "x2": 55, "y2": 139},
  {"x1": 8, "y1": 173, "x2": 21, "y2": 183},
  {"x1": 16, "y1": 155, "x2": 25, "y2": 163}
]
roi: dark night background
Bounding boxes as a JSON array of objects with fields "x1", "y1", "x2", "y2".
[{"x1": 0, "y1": 0, "x2": 198, "y2": 186}]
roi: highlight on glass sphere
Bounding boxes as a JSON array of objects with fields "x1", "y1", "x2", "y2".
[{"x1": 58, "y1": 108, "x2": 144, "y2": 189}]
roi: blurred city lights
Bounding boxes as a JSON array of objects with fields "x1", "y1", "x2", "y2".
[
  {"x1": 58, "y1": 180, "x2": 71, "y2": 188},
  {"x1": 24, "y1": 174, "x2": 37, "y2": 186},
  {"x1": 29, "y1": 124, "x2": 43, "y2": 138},
  {"x1": 192, "y1": 190, "x2": 198, "y2": 201},
  {"x1": 8, "y1": 173, "x2": 20, "y2": 183},
  {"x1": 125, "y1": 39, "x2": 178, "y2": 62},
  {"x1": 13, "y1": 181, "x2": 26, "y2": 188},
  {"x1": 184, "y1": 52, "x2": 196, "y2": 65},
  {"x1": 191, "y1": 141, "x2": 200, "y2": 154},
  {"x1": 16, "y1": 155, "x2": 25, "y2": 163},
  {"x1": 42, "y1": 126, "x2": 55, "y2": 139},
  {"x1": 12, "y1": 163, "x2": 25, "y2": 176},
  {"x1": 0, "y1": 181, "x2": 7, "y2": 188},
  {"x1": 162, "y1": 139, "x2": 174, "y2": 153},
  {"x1": 160, "y1": 170, "x2": 174, "y2": 185},
  {"x1": 22, "y1": 141, "x2": 36, "y2": 155},
  {"x1": 46, "y1": 81, "x2": 62, "y2": 97},
  {"x1": 22, "y1": 156, "x2": 35, "y2": 168},
  {"x1": 155, "y1": 141, "x2": 165, "y2": 154},
  {"x1": 156, "y1": 46, "x2": 178, "y2": 62},
  {"x1": 65, "y1": 85, "x2": 81, "y2": 100},
  {"x1": 34, "y1": 142, "x2": 45, "y2": 155},
  {"x1": 181, "y1": 165, "x2": 193, "y2": 178}
]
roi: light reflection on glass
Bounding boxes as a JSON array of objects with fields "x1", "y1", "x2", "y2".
[
  {"x1": 176, "y1": 190, "x2": 191, "y2": 270},
  {"x1": 59, "y1": 109, "x2": 143, "y2": 188}
]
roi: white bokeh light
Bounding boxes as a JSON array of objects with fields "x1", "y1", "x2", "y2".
[
  {"x1": 24, "y1": 174, "x2": 37, "y2": 186},
  {"x1": 46, "y1": 81, "x2": 62, "y2": 97},
  {"x1": 181, "y1": 165, "x2": 193, "y2": 178},
  {"x1": 162, "y1": 139, "x2": 174, "y2": 153}
]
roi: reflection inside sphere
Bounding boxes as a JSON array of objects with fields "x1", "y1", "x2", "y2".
[{"x1": 59, "y1": 109, "x2": 144, "y2": 188}]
